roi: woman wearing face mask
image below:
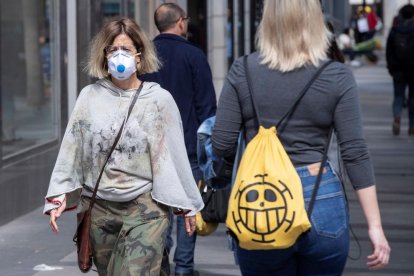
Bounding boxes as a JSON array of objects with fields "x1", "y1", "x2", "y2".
[{"x1": 43, "y1": 18, "x2": 203, "y2": 275}]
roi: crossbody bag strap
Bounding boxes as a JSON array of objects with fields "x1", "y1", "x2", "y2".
[{"x1": 88, "y1": 81, "x2": 144, "y2": 210}]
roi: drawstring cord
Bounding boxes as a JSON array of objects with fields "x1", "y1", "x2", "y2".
[{"x1": 335, "y1": 137, "x2": 361, "y2": 260}]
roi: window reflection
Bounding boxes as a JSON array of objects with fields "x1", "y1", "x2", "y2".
[
  {"x1": 250, "y1": 0, "x2": 263, "y2": 51},
  {"x1": 187, "y1": 0, "x2": 207, "y2": 54},
  {"x1": 1, "y1": 0, "x2": 57, "y2": 157},
  {"x1": 227, "y1": 0, "x2": 234, "y2": 67}
]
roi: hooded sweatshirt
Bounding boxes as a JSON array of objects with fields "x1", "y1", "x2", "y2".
[{"x1": 44, "y1": 80, "x2": 204, "y2": 216}]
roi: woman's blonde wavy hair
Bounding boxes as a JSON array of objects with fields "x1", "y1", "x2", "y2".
[
  {"x1": 87, "y1": 18, "x2": 159, "y2": 79},
  {"x1": 256, "y1": 0, "x2": 331, "y2": 72}
]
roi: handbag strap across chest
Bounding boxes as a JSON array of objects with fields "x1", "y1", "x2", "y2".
[{"x1": 88, "y1": 81, "x2": 144, "y2": 210}]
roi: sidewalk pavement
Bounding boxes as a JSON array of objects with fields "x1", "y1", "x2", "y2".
[
  {"x1": 0, "y1": 208, "x2": 239, "y2": 276},
  {"x1": 0, "y1": 53, "x2": 413, "y2": 276}
]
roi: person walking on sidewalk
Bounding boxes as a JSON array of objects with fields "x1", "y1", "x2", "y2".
[
  {"x1": 43, "y1": 18, "x2": 203, "y2": 276},
  {"x1": 386, "y1": 4, "x2": 414, "y2": 137},
  {"x1": 141, "y1": 3, "x2": 216, "y2": 276},
  {"x1": 212, "y1": 0, "x2": 390, "y2": 275}
]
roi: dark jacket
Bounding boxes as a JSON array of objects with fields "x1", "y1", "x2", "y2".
[
  {"x1": 386, "y1": 19, "x2": 414, "y2": 74},
  {"x1": 141, "y1": 34, "x2": 216, "y2": 158}
]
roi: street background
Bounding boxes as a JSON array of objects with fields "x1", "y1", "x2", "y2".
[{"x1": 0, "y1": 53, "x2": 413, "y2": 276}]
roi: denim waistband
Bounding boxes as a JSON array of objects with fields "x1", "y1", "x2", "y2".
[{"x1": 295, "y1": 162, "x2": 332, "y2": 177}]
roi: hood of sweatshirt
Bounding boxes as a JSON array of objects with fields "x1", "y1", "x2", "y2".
[{"x1": 96, "y1": 78, "x2": 154, "y2": 98}]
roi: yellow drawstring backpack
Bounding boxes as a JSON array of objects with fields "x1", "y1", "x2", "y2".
[{"x1": 226, "y1": 57, "x2": 333, "y2": 250}]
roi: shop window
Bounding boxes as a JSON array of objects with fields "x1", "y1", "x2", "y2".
[
  {"x1": 250, "y1": 0, "x2": 263, "y2": 51},
  {"x1": 101, "y1": 0, "x2": 135, "y2": 23},
  {"x1": 187, "y1": 0, "x2": 207, "y2": 54},
  {"x1": 227, "y1": 0, "x2": 235, "y2": 67},
  {"x1": 0, "y1": 0, "x2": 58, "y2": 158}
]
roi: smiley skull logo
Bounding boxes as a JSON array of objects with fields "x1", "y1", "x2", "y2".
[{"x1": 232, "y1": 174, "x2": 295, "y2": 244}]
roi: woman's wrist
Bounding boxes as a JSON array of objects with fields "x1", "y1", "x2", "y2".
[
  {"x1": 368, "y1": 224, "x2": 384, "y2": 232},
  {"x1": 172, "y1": 208, "x2": 191, "y2": 215}
]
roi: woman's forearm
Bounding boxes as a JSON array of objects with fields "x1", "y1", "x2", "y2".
[{"x1": 355, "y1": 185, "x2": 382, "y2": 229}]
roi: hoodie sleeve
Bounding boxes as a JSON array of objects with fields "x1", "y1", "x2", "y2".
[
  {"x1": 43, "y1": 90, "x2": 89, "y2": 214},
  {"x1": 147, "y1": 90, "x2": 204, "y2": 216}
]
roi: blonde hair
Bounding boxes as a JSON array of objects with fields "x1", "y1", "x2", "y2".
[
  {"x1": 256, "y1": 0, "x2": 331, "y2": 72},
  {"x1": 87, "y1": 18, "x2": 160, "y2": 79}
]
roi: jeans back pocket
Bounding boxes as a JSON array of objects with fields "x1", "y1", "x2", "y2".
[{"x1": 302, "y1": 166, "x2": 348, "y2": 239}]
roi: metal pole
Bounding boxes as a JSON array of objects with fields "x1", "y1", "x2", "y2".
[{"x1": 121, "y1": 0, "x2": 128, "y2": 17}]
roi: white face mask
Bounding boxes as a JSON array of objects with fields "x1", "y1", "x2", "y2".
[{"x1": 107, "y1": 50, "x2": 137, "y2": 80}]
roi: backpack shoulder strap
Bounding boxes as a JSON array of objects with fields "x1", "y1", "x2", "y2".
[
  {"x1": 243, "y1": 55, "x2": 263, "y2": 126},
  {"x1": 243, "y1": 55, "x2": 333, "y2": 128},
  {"x1": 307, "y1": 127, "x2": 333, "y2": 217}
]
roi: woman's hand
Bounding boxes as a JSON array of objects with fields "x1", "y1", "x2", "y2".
[
  {"x1": 367, "y1": 226, "x2": 390, "y2": 270},
  {"x1": 49, "y1": 197, "x2": 67, "y2": 233},
  {"x1": 184, "y1": 215, "x2": 196, "y2": 236},
  {"x1": 355, "y1": 186, "x2": 390, "y2": 270}
]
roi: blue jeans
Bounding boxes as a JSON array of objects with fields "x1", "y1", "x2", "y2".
[
  {"x1": 236, "y1": 162, "x2": 349, "y2": 276},
  {"x1": 392, "y1": 71, "x2": 414, "y2": 129},
  {"x1": 167, "y1": 156, "x2": 202, "y2": 273}
]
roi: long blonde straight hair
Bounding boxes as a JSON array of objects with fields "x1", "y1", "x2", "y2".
[{"x1": 256, "y1": 0, "x2": 331, "y2": 72}]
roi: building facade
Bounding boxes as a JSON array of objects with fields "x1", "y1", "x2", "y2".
[
  {"x1": 0, "y1": 0, "x2": 409, "y2": 225},
  {"x1": 0, "y1": 0, "x2": 67, "y2": 225}
]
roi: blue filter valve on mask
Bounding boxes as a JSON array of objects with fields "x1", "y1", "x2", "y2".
[
  {"x1": 117, "y1": 64, "x2": 126, "y2": 73},
  {"x1": 108, "y1": 50, "x2": 137, "y2": 80}
]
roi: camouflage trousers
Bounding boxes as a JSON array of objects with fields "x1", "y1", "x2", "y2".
[{"x1": 79, "y1": 192, "x2": 170, "y2": 276}]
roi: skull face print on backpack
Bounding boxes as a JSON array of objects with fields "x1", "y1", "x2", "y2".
[{"x1": 226, "y1": 56, "x2": 333, "y2": 250}]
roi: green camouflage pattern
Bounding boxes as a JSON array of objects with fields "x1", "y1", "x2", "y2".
[{"x1": 79, "y1": 193, "x2": 170, "y2": 275}]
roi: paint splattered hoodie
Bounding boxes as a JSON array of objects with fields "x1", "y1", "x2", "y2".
[{"x1": 43, "y1": 79, "x2": 204, "y2": 216}]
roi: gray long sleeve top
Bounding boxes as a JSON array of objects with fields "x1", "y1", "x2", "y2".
[{"x1": 212, "y1": 53, "x2": 375, "y2": 190}]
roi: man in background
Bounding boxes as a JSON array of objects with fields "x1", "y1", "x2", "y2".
[{"x1": 141, "y1": 3, "x2": 216, "y2": 276}]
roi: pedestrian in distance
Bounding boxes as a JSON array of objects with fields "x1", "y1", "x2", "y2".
[
  {"x1": 141, "y1": 3, "x2": 217, "y2": 276},
  {"x1": 212, "y1": 0, "x2": 390, "y2": 275},
  {"x1": 386, "y1": 4, "x2": 414, "y2": 137},
  {"x1": 43, "y1": 18, "x2": 203, "y2": 276},
  {"x1": 337, "y1": 28, "x2": 363, "y2": 67}
]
